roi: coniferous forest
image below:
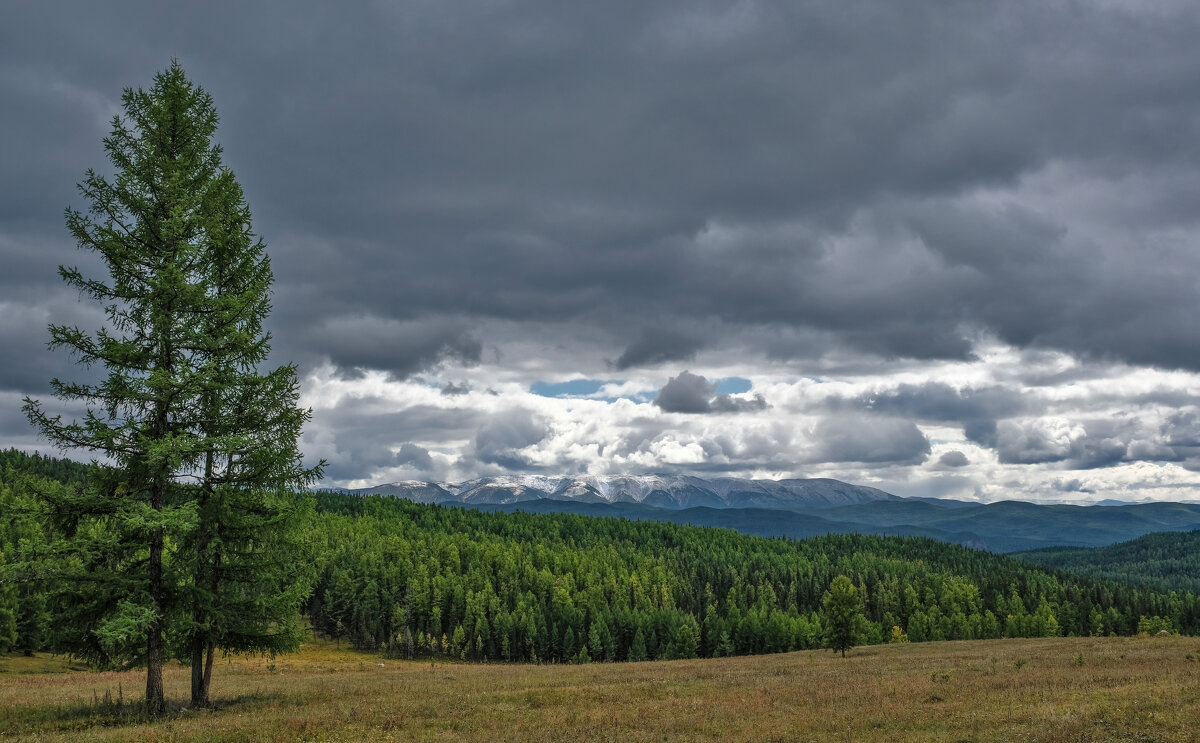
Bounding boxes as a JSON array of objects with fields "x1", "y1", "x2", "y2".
[
  {"x1": 4, "y1": 449, "x2": 1197, "y2": 666},
  {"x1": 1016, "y1": 531, "x2": 1200, "y2": 594}
]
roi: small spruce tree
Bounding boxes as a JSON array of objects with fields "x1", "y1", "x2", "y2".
[
  {"x1": 628, "y1": 627, "x2": 648, "y2": 662},
  {"x1": 821, "y1": 575, "x2": 868, "y2": 658},
  {"x1": 666, "y1": 615, "x2": 700, "y2": 660},
  {"x1": 562, "y1": 626, "x2": 576, "y2": 662}
]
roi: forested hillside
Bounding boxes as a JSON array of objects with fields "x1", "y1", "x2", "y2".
[
  {"x1": 1016, "y1": 530, "x2": 1200, "y2": 594},
  {"x1": 3, "y1": 450, "x2": 1198, "y2": 664},
  {"x1": 0, "y1": 449, "x2": 89, "y2": 486},
  {"x1": 306, "y1": 492, "x2": 1199, "y2": 662}
]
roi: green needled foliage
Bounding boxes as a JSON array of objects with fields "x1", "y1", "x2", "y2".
[
  {"x1": 20, "y1": 62, "x2": 320, "y2": 715},
  {"x1": 6, "y1": 454, "x2": 1200, "y2": 671},
  {"x1": 822, "y1": 575, "x2": 869, "y2": 658},
  {"x1": 1016, "y1": 531, "x2": 1200, "y2": 594},
  {"x1": 305, "y1": 495, "x2": 1200, "y2": 664}
]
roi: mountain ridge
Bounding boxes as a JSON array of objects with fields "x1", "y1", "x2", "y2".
[
  {"x1": 349, "y1": 473, "x2": 898, "y2": 510},
  {"x1": 340, "y1": 473, "x2": 1200, "y2": 552}
]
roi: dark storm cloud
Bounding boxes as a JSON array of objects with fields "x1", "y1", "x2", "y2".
[
  {"x1": 835, "y1": 382, "x2": 1028, "y2": 425},
  {"x1": 964, "y1": 419, "x2": 999, "y2": 449},
  {"x1": 303, "y1": 316, "x2": 482, "y2": 380},
  {"x1": 316, "y1": 398, "x2": 484, "y2": 441},
  {"x1": 321, "y1": 438, "x2": 397, "y2": 483},
  {"x1": 1052, "y1": 478, "x2": 1094, "y2": 495},
  {"x1": 653, "y1": 371, "x2": 715, "y2": 413},
  {"x1": 0, "y1": 289, "x2": 128, "y2": 396},
  {"x1": 653, "y1": 371, "x2": 767, "y2": 414},
  {"x1": 710, "y1": 393, "x2": 769, "y2": 414},
  {"x1": 6, "y1": 2, "x2": 1200, "y2": 380},
  {"x1": 0, "y1": 396, "x2": 36, "y2": 440},
  {"x1": 809, "y1": 416, "x2": 931, "y2": 465},
  {"x1": 1163, "y1": 411, "x2": 1200, "y2": 449},
  {"x1": 1154, "y1": 410, "x2": 1200, "y2": 470},
  {"x1": 982, "y1": 416, "x2": 1146, "y2": 470},
  {"x1": 938, "y1": 399, "x2": 1123, "y2": 469},
  {"x1": 827, "y1": 382, "x2": 1034, "y2": 458},
  {"x1": 0, "y1": 302, "x2": 68, "y2": 394},
  {"x1": 0, "y1": 392, "x2": 93, "y2": 456},
  {"x1": 938, "y1": 451, "x2": 970, "y2": 468},
  {"x1": 471, "y1": 409, "x2": 550, "y2": 470},
  {"x1": 613, "y1": 328, "x2": 703, "y2": 370},
  {"x1": 395, "y1": 443, "x2": 435, "y2": 471},
  {"x1": 308, "y1": 397, "x2": 483, "y2": 482}
]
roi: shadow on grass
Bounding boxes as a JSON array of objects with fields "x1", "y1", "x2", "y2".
[{"x1": 0, "y1": 690, "x2": 283, "y2": 734}]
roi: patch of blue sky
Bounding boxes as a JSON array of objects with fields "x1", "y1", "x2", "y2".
[
  {"x1": 530, "y1": 379, "x2": 617, "y2": 398},
  {"x1": 532, "y1": 376, "x2": 751, "y2": 403},
  {"x1": 715, "y1": 377, "x2": 752, "y2": 394}
]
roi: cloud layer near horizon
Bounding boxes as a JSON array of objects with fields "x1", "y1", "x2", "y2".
[{"x1": 5, "y1": 2, "x2": 1200, "y2": 502}]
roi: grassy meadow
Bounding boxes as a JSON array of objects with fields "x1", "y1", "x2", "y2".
[{"x1": 2, "y1": 635, "x2": 1198, "y2": 742}]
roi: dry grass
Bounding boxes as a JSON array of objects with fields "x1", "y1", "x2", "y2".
[{"x1": 2, "y1": 635, "x2": 1198, "y2": 742}]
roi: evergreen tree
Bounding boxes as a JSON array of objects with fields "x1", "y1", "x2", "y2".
[
  {"x1": 628, "y1": 627, "x2": 648, "y2": 662},
  {"x1": 177, "y1": 114, "x2": 321, "y2": 702},
  {"x1": 821, "y1": 575, "x2": 867, "y2": 658},
  {"x1": 587, "y1": 620, "x2": 604, "y2": 662},
  {"x1": 22, "y1": 62, "x2": 318, "y2": 714},
  {"x1": 701, "y1": 603, "x2": 722, "y2": 657},
  {"x1": 562, "y1": 626, "x2": 576, "y2": 662},
  {"x1": 0, "y1": 474, "x2": 50, "y2": 655},
  {"x1": 666, "y1": 616, "x2": 700, "y2": 659},
  {"x1": 0, "y1": 580, "x2": 16, "y2": 652}
]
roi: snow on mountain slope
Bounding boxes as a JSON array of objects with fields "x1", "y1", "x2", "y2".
[{"x1": 351, "y1": 474, "x2": 896, "y2": 509}]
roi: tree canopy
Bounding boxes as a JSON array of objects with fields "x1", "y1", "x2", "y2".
[
  {"x1": 301, "y1": 493, "x2": 1200, "y2": 663},
  {"x1": 821, "y1": 575, "x2": 868, "y2": 657},
  {"x1": 18, "y1": 62, "x2": 318, "y2": 714}
]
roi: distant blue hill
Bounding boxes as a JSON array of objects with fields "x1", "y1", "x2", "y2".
[
  {"x1": 470, "y1": 498, "x2": 1200, "y2": 553},
  {"x1": 345, "y1": 474, "x2": 1200, "y2": 553}
]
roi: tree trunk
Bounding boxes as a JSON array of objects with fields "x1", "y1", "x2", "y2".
[
  {"x1": 191, "y1": 453, "x2": 214, "y2": 709},
  {"x1": 190, "y1": 638, "x2": 208, "y2": 708},
  {"x1": 146, "y1": 320, "x2": 171, "y2": 717},
  {"x1": 189, "y1": 638, "x2": 215, "y2": 707},
  {"x1": 146, "y1": 520, "x2": 166, "y2": 716},
  {"x1": 146, "y1": 422, "x2": 168, "y2": 717},
  {"x1": 202, "y1": 642, "x2": 215, "y2": 703},
  {"x1": 200, "y1": 453, "x2": 231, "y2": 702}
]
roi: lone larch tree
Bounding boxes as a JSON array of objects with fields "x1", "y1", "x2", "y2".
[
  {"x1": 23, "y1": 61, "x2": 320, "y2": 715},
  {"x1": 821, "y1": 575, "x2": 869, "y2": 658}
]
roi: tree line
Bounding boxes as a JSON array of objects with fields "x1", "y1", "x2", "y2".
[
  {"x1": 5, "y1": 451, "x2": 1199, "y2": 672},
  {"x1": 300, "y1": 492, "x2": 1199, "y2": 663}
]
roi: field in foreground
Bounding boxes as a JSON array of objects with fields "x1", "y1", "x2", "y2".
[{"x1": 2, "y1": 636, "x2": 1198, "y2": 742}]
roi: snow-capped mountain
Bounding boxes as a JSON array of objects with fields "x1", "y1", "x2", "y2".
[{"x1": 349, "y1": 474, "x2": 896, "y2": 510}]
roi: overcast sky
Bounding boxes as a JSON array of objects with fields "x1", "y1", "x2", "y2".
[{"x1": 5, "y1": 2, "x2": 1200, "y2": 502}]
